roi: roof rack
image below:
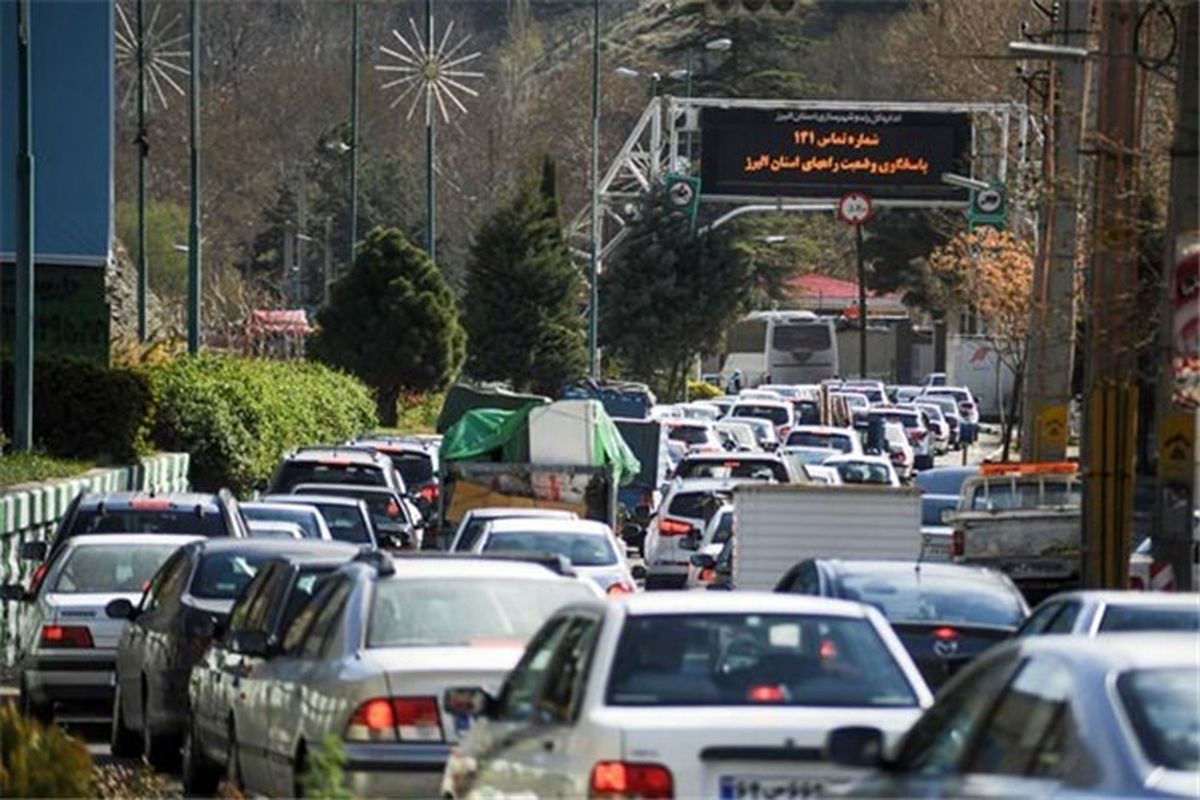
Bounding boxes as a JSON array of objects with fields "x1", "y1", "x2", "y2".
[
  {"x1": 352, "y1": 547, "x2": 395, "y2": 576},
  {"x1": 389, "y1": 551, "x2": 577, "y2": 578}
]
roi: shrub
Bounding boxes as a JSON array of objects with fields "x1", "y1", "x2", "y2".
[
  {"x1": 146, "y1": 355, "x2": 377, "y2": 494},
  {"x1": 300, "y1": 735, "x2": 353, "y2": 800},
  {"x1": 393, "y1": 392, "x2": 444, "y2": 434},
  {"x1": 0, "y1": 704, "x2": 92, "y2": 797},
  {"x1": 687, "y1": 380, "x2": 721, "y2": 400}
]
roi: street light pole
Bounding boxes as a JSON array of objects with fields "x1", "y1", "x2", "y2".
[
  {"x1": 136, "y1": 0, "x2": 148, "y2": 342},
  {"x1": 14, "y1": 0, "x2": 35, "y2": 451},
  {"x1": 588, "y1": 0, "x2": 601, "y2": 378},
  {"x1": 424, "y1": 0, "x2": 436, "y2": 265},
  {"x1": 348, "y1": 0, "x2": 360, "y2": 272},
  {"x1": 186, "y1": 0, "x2": 201, "y2": 354}
]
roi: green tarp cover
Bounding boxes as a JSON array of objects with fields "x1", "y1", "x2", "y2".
[
  {"x1": 440, "y1": 400, "x2": 641, "y2": 486},
  {"x1": 436, "y1": 384, "x2": 550, "y2": 434}
]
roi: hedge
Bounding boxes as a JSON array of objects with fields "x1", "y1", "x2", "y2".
[{"x1": 146, "y1": 356, "x2": 377, "y2": 494}]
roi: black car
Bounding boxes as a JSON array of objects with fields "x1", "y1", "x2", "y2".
[
  {"x1": 775, "y1": 559, "x2": 1028, "y2": 688},
  {"x1": 258, "y1": 494, "x2": 378, "y2": 548},
  {"x1": 20, "y1": 491, "x2": 248, "y2": 594},
  {"x1": 265, "y1": 447, "x2": 405, "y2": 495},
  {"x1": 290, "y1": 483, "x2": 426, "y2": 549},
  {"x1": 351, "y1": 437, "x2": 441, "y2": 510},
  {"x1": 108, "y1": 538, "x2": 354, "y2": 768},
  {"x1": 183, "y1": 543, "x2": 359, "y2": 795}
]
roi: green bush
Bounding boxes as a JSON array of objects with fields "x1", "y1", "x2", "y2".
[
  {"x1": 687, "y1": 380, "x2": 721, "y2": 400},
  {"x1": 2, "y1": 358, "x2": 151, "y2": 463},
  {"x1": 300, "y1": 734, "x2": 354, "y2": 800},
  {"x1": 146, "y1": 355, "x2": 377, "y2": 494},
  {"x1": 0, "y1": 452, "x2": 97, "y2": 490},
  {"x1": 0, "y1": 704, "x2": 93, "y2": 797}
]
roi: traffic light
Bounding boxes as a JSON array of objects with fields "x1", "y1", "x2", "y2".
[{"x1": 709, "y1": 0, "x2": 799, "y2": 12}]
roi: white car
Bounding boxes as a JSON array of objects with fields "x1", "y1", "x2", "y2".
[
  {"x1": 471, "y1": 518, "x2": 639, "y2": 596},
  {"x1": 723, "y1": 416, "x2": 781, "y2": 451},
  {"x1": 240, "y1": 501, "x2": 333, "y2": 540},
  {"x1": 664, "y1": 419, "x2": 723, "y2": 454},
  {"x1": 911, "y1": 402, "x2": 951, "y2": 455},
  {"x1": 728, "y1": 399, "x2": 796, "y2": 439},
  {"x1": 1016, "y1": 590, "x2": 1200, "y2": 636},
  {"x1": 448, "y1": 507, "x2": 578, "y2": 553},
  {"x1": 882, "y1": 420, "x2": 916, "y2": 481},
  {"x1": 2, "y1": 533, "x2": 200, "y2": 720},
  {"x1": 443, "y1": 592, "x2": 932, "y2": 799},
  {"x1": 682, "y1": 505, "x2": 734, "y2": 589},
  {"x1": 785, "y1": 425, "x2": 863, "y2": 455},
  {"x1": 803, "y1": 465, "x2": 843, "y2": 485},
  {"x1": 645, "y1": 479, "x2": 743, "y2": 589},
  {"x1": 823, "y1": 455, "x2": 901, "y2": 487},
  {"x1": 677, "y1": 402, "x2": 722, "y2": 422},
  {"x1": 715, "y1": 420, "x2": 761, "y2": 452}
]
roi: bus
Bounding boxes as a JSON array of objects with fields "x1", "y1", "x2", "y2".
[{"x1": 721, "y1": 310, "x2": 840, "y2": 388}]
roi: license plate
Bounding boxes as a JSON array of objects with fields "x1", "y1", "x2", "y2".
[{"x1": 718, "y1": 774, "x2": 842, "y2": 800}]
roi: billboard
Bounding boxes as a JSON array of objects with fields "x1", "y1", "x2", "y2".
[
  {"x1": 0, "y1": 0, "x2": 114, "y2": 266},
  {"x1": 700, "y1": 107, "x2": 972, "y2": 202}
]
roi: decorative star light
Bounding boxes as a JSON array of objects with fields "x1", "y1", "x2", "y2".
[
  {"x1": 115, "y1": 0, "x2": 189, "y2": 111},
  {"x1": 376, "y1": 17, "x2": 484, "y2": 125}
]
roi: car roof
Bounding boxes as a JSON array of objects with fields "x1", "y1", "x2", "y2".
[
  {"x1": 76, "y1": 492, "x2": 220, "y2": 511},
  {"x1": 1042, "y1": 590, "x2": 1200, "y2": 608},
  {"x1": 484, "y1": 518, "x2": 613, "y2": 536},
  {"x1": 466, "y1": 507, "x2": 577, "y2": 521},
  {"x1": 292, "y1": 483, "x2": 398, "y2": 496},
  {"x1": 284, "y1": 447, "x2": 387, "y2": 465},
  {"x1": 1013, "y1": 632, "x2": 1200, "y2": 670},
  {"x1": 381, "y1": 555, "x2": 595, "y2": 583},
  {"x1": 669, "y1": 478, "x2": 753, "y2": 493},
  {"x1": 730, "y1": 398, "x2": 791, "y2": 408},
  {"x1": 680, "y1": 453, "x2": 782, "y2": 463},
  {"x1": 241, "y1": 501, "x2": 322, "y2": 515},
  {"x1": 821, "y1": 559, "x2": 1009, "y2": 584},
  {"x1": 616, "y1": 590, "x2": 875, "y2": 618},
  {"x1": 260, "y1": 494, "x2": 368, "y2": 509},
  {"x1": 353, "y1": 439, "x2": 434, "y2": 455},
  {"x1": 60, "y1": 533, "x2": 203, "y2": 549},
  {"x1": 823, "y1": 454, "x2": 893, "y2": 466},
  {"x1": 195, "y1": 538, "x2": 363, "y2": 557},
  {"x1": 790, "y1": 425, "x2": 854, "y2": 435}
]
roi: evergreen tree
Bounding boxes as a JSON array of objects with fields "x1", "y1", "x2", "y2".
[
  {"x1": 463, "y1": 157, "x2": 587, "y2": 396},
  {"x1": 600, "y1": 190, "x2": 751, "y2": 400},
  {"x1": 310, "y1": 227, "x2": 466, "y2": 424}
]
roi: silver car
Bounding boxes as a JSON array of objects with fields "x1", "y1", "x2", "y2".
[
  {"x1": 228, "y1": 553, "x2": 601, "y2": 798},
  {"x1": 240, "y1": 501, "x2": 333, "y2": 540},
  {"x1": 470, "y1": 518, "x2": 639, "y2": 595},
  {"x1": 2, "y1": 533, "x2": 200, "y2": 720}
]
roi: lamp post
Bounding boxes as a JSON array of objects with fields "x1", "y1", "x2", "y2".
[
  {"x1": 14, "y1": 0, "x2": 34, "y2": 451},
  {"x1": 349, "y1": 0, "x2": 360, "y2": 272},
  {"x1": 588, "y1": 0, "x2": 601, "y2": 378},
  {"x1": 186, "y1": 0, "x2": 201, "y2": 354}
]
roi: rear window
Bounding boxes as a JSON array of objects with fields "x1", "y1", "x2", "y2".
[
  {"x1": 52, "y1": 543, "x2": 182, "y2": 594},
  {"x1": 967, "y1": 481, "x2": 1081, "y2": 511},
  {"x1": 304, "y1": 488, "x2": 408, "y2": 532},
  {"x1": 794, "y1": 400, "x2": 821, "y2": 425},
  {"x1": 872, "y1": 412, "x2": 921, "y2": 429},
  {"x1": 668, "y1": 491, "x2": 729, "y2": 520},
  {"x1": 787, "y1": 431, "x2": 852, "y2": 453},
  {"x1": 311, "y1": 504, "x2": 373, "y2": 544},
  {"x1": 1098, "y1": 605, "x2": 1200, "y2": 633},
  {"x1": 191, "y1": 552, "x2": 275, "y2": 599},
  {"x1": 771, "y1": 324, "x2": 831, "y2": 351},
  {"x1": 667, "y1": 424, "x2": 712, "y2": 446},
  {"x1": 275, "y1": 462, "x2": 385, "y2": 491},
  {"x1": 838, "y1": 570, "x2": 1024, "y2": 628},
  {"x1": 242, "y1": 506, "x2": 323, "y2": 539},
  {"x1": 676, "y1": 459, "x2": 788, "y2": 482},
  {"x1": 833, "y1": 461, "x2": 893, "y2": 485},
  {"x1": 606, "y1": 614, "x2": 918, "y2": 708},
  {"x1": 730, "y1": 405, "x2": 790, "y2": 426},
  {"x1": 482, "y1": 531, "x2": 616, "y2": 567},
  {"x1": 1118, "y1": 668, "x2": 1199, "y2": 771},
  {"x1": 69, "y1": 508, "x2": 227, "y2": 538},
  {"x1": 388, "y1": 452, "x2": 434, "y2": 485}
]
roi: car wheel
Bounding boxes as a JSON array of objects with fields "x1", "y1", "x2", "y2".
[
  {"x1": 142, "y1": 680, "x2": 179, "y2": 771},
  {"x1": 182, "y1": 721, "x2": 221, "y2": 797},
  {"x1": 19, "y1": 677, "x2": 51, "y2": 724},
  {"x1": 225, "y1": 721, "x2": 243, "y2": 793},
  {"x1": 110, "y1": 682, "x2": 141, "y2": 758}
]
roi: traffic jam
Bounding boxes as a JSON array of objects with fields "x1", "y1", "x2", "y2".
[{"x1": 3, "y1": 378, "x2": 1198, "y2": 799}]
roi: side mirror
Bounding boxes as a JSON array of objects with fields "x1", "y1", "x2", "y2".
[
  {"x1": 19, "y1": 540, "x2": 46, "y2": 562},
  {"x1": 105, "y1": 598, "x2": 137, "y2": 620},
  {"x1": 632, "y1": 504, "x2": 652, "y2": 527},
  {"x1": 690, "y1": 553, "x2": 717, "y2": 569},
  {"x1": 1, "y1": 584, "x2": 28, "y2": 602},
  {"x1": 679, "y1": 535, "x2": 700, "y2": 552},
  {"x1": 825, "y1": 726, "x2": 886, "y2": 769},
  {"x1": 631, "y1": 564, "x2": 647, "y2": 582},
  {"x1": 443, "y1": 686, "x2": 494, "y2": 719}
]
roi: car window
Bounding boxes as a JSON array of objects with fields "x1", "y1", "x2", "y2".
[
  {"x1": 1017, "y1": 602, "x2": 1062, "y2": 636},
  {"x1": 68, "y1": 507, "x2": 227, "y2": 537},
  {"x1": 190, "y1": 552, "x2": 274, "y2": 600},
  {"x1": 668, "y1": 491, "x2": 728, "y2": 520},
  {"x1": 276, "y1": 461, "x2": 385, "y2": 491},
  {"x1": 312, "y1": 504, "x2": 373, "y2": 545},
  {"x1": 676, "y1": 459, "x2": 788, "y2": 482},
  {"x1": 710, "y1": 511, "x2": 734, "y2": 545},
  {"x1": 1097, "y1": 604, "x2": 1200, "y2": 633},
  {"x1": 226, "y1": 567, "x2": 273, "y2": 635},
  {"x1": 388, "y1": 452, "x2": 434, "y2": 485},
  {"x1": 242, "y1": 506, "x2": 324, "y2": 539},
  {"x1": 277, "y1": 569, "x2": 335, "y2": 636},
  {"x1": 482, "y1": 531, "x2": 616, "y2": 567},
  {"x1": 51, "y1": 543, "x2": 181, "y2": 595},
  {"x1": 1043, "y1": 602, "x2": 1081, "y2": 634},
  {"x1": 535, "y1": 615, "x2": 601, "y2": 725},
  {"x1": 242, "y1": 564, "x2": 288, "y2": 632},
  {"x1": 897, "y1": 653, "x2": 1020, "y2": 775},
  {"x1": 454, "y1": 518, "x2": 485, "y2": 552},
  {"x1": 833, "y1": 461, "x2": 892, "y2": 485},
  {"x1": 667, "y1": 424, "x2": 712, "y2": 446},
  {"x1": 730, "y1": 405, "x2": 790, "y2": 426},
  {"x1": 966, "y1": 658, "x2": 1075, "y2": 778},
  {"x1": 143, "y1": 549, "x2": 193, "y2": 613},
  {"x1": 1117, "y1": 668, "x2": 1200, "y2": 771},
  {"x1": 496, "y1": 617, "x2": 571, "y2": 723},
  {"x1": 787, "y1": 432, "x2": 852, "y2": 453},
  {"x1": 300, "y1": 580, "x2": 352, "y2": 659},
  {"x1": 838, "y1": 570, "x2": 1025, "y2": 628},
  {"x1": 282, "y1": 579, "x2": 339, "y2": 654}
]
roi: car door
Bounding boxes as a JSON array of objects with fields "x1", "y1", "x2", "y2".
[
  {"x1": 119, "y1": 548, "x2": 190, "y2": 730},
  {"x1": 142, "y1": 548, "x2": 196, "y2": 730}
]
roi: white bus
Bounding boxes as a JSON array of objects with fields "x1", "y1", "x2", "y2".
[{"x1": 721, "y1": 310, "x2": 840, "y2": 388}]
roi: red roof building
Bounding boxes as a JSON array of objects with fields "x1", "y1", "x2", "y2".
[{"x1": 787, "y1": 274, "x2": 909, "y2": 316}]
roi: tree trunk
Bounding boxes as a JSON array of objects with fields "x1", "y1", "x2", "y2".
[
  {"x1": 1001, "y1": 363, "x2": 1024, "y2": 462},
  {"x1": 377, "y1": 384, "x2": 400, "y2": 427}
]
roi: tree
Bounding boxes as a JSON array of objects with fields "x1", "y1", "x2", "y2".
[
  {"x1": 600, "y1": 190, "x2": 751, "y2": 400},
  {"x1": 928, "y1": 227, "x2": 1034, "y2": 457},
  {"x1": 310, "y1": 227, "x2": 466, "y2": 424},
  {"x1": 463, "y1": 158, "x2": 587, "y2": 396},
  {"x1": 115, "y1": 200, "x2": 189, "y2": 299}
]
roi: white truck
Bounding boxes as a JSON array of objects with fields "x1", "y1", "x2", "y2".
[{"x1": 732, "y1": 483, "x2": 923, "y2": 591}]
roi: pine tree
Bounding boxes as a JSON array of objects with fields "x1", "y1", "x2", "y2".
[
  {"x1": 310, "y1": 227, "x2": 466, "y2": 424},
  {"x1": 463, "y1": 157, "x2": 587, "y2": 396}
]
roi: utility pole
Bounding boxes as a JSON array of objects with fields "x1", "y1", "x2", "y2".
[
  {"x1": 1081, "y1": 0, "x2": 1141, "y2": 589},
  {"x1": 587, "y1": 0, "x2": 601, "y2": 378},
  {"x1": 1021, "y1": 0, "x2": 1088, "y2": 461},
  {"x1": 136, "y1": 0, "x2": 149, "y2": 342},
  {"x1": 186, "y1": 0, "x2": 202, "y2": 354},
  {"x1": 348, "y1": 0, "x2": 360, "y2": 273},
  {"x1": 856, "y1": 225, "x2": 868, "y2": 378},
  {"x1": 1153, "y1": 0, "x2": 1198, "y2": 591},
  {"x1": 424, "y1": 0, "x2": 436, "y2": 265},
  {"x1": 14, "y1": 0, "x2": 35, "y2": 451}
]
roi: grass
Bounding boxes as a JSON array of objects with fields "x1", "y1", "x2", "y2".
[{"x1": 0, "y1": 452, "x2": 97, "y2": 490}]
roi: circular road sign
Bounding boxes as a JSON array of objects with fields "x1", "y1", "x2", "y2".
[
  {"x1": 974, "y1": 187, "x2": 1004, "y2": 215},
  {"x1": 669, "y1": 179, "x2": 696, "y2": 208},
  {"x1": 837, "y1": 192, "x2": 873, "y2": 226}
]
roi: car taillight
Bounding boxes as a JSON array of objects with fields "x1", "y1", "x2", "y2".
[
  {"x1": 933, "y1": 626, "x2": 960, "y2": 641},
  {"x1": 40, "y1": 625, "x2": 93, "y2": 648},
  {"x1": 346, "y1": 696, "x2": 443, "y2": 743},
  {"x1": 699, "y1": 568, "x2": 716, "y2": 583},
  {"x1": 607, "y1": 582, "x2": 634, "y2": 596},
  {"x1": 418, "y1": 485, "x2": 439, "y2": 504},
  {"x1": 130, "y1": 498, "x2": 173, "y2": 510},
  {"x1": 747, "y1": 684, "x2": 787, "y2": 703},
  {"x1": 658, "y1": 519, "x2": 693, "y2": 537},
  {"x1": 777, "y1": 426, "x2": 791, "y2": 440},
  {"x1": 28, "y1": 563, "x2": 49, "y2": 596},
  {"x1": 951, "y1": 529, "x2": 964, "y2": 558},
  {"x1": 590, "y1": 761, "x2": 673, "y2": 799}
]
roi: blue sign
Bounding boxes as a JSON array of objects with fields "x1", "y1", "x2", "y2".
[{"x1": 1, "y1": 0, "x2": 114, "y2": 266}]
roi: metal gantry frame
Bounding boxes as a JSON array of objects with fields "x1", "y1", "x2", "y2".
[{"x1": 570, "y1": 96, "x2": 1033, "y2": 267}]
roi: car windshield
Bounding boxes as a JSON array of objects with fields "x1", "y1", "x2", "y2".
[
  {"x1": 242, "y1": 506, "x2": 323, "y2": 538},
  {"x1": 788, "y1": 431, "x2": 853, "y2": 452},
  {"x1": 276, "y1": 461, "x2": 385, "y2": 490},
  {"x1": 483, "y1": 531, "x2": 617, "y2": 566},
  {"x1": 52, "y1": 544, "x2": 182, "y2": 594},
  {"x1": 731, "y1": 405, "x2": 790, "y2": 426},
  {"x1": 606, "y1": 613, "x2": 918, "y2": 708},
  {"x1": 1118, "y1": 669, "x2": 1200, "y2": 771},
  {"x1": 873, "y1": 411, "x2": 921, "y2": 429},
  {"x1": 387, "y1": 452, "x2": 434, "y2": 485},
  {"x1": 838, "y1": 570, "x2": 1024, "y2": 627},
  {"x1": 667, "y1": 424, "x2": 711, "y2": 445},
  {"x1": 191, "y1": 552, "x2": 274, "y2": 599},
  {"x1": 1097, "y1": 605, "x2": 1200, "y2": 633},
  {"x1": 834, "y1": 461, "x2": 892, "y2": 485},
  {"x1": 676, "y1": 459, "x2": 787, "y2": 482},
  {"x1": 71, "y1": 508, "x2": 225, "y2": 537},
  {"x1": 367, "y1": 578, "x2": 596, "y2": 648}
]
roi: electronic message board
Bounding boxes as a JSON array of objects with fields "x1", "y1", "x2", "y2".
[{"x1": 700, "y1": 107, "x2": 973, "y2": 202}]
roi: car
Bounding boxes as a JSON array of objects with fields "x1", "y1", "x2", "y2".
[
  {"x1": 681, "y1": 504, "x2": 733, "y2": 589},
  {"x1": 912, "y1": 401, "x2": 951, "y2": 454},
  {"x1": 228, "y1": 553, "x2": 602, "y2": 799},
  {"x1": 240, "y1": 501, "x2": 333, "y2": 540},
  {"x1": 916, "y1": 393, "x2": 965, "y2": 447},
  {"x1": 471, "y1": 518, "x2": 640, "y2": 595},
  {"x1": 727, "y1": 399, "x2": 796, "y2": 439},
  {"x1": 443, "y1": 592, "x2": 933, "y2": 799},
  {"x1": 785, "y1": 424, "x2": 863, "y2": 455},
  {"x1": 350, "y1": 437, "x2": 441, "y2": 512},
  {"x1": 830, "y1": 633, "x2": 1200, "y2": 799},
  {"x1": 914, "y1": 466, "x2": 979, "y2": 496},
  {"x1": 183, "y1": 543, "x2": 361, "y2": 795},
  {"x1": 723, "y1": 416, "x2": 781, "y2": 451},
  {"x1": 448, "y1": 507, "x2": 579, "y2": 553},
  {"x1": 839, "y1": 379, "x2": 887, "y2": 405},
  {"x1": 290, "y1": 483, "x2": 425, "y2": 550},
  {"x1": 714, "y1": 420, "x2": 760, "y2": 452},
  {"x1": 676, "y1": 402, "x2": 722, "y2": 422},
  {"x1": 774, "y1": 560, "x2": 1028, "y2": 689},
  {"x1": 782, "y1": 445, "x2": 842, "y2": 466},
  {"x1": 644, "y1": 479, "x2": 743, "y2": 589},
  {"x1": 868, "y1": 407, "x2": 932, "y2": 471},
  {"x1": 258, "y1": 493, "x2": 378, "y2": 547},
  {"x1": 882, "y1": 420, "x2": 916, "y2": 480},
  {"x1": 19, "y1": 491, "x2": 249, "y2": 594},
  {"x1": 109, "y1": 538, "x2": 350, "y2": 768},
  {"x1": 3, "y1": 534, "x2": 201, "y2": 722},
  {"x1": 824, "y1": 454, "x2": 901, "y2": 487},
  {"x1": 663, "y1": 419, "x2": 722, "y2": 453},
  {"x1": 920, "y1": 386, "x2": 980, "y2": 442},
  {"x1": 673, "y1": 453, "x2": 799, "y2": 483},
  {"x1": 920, "y1": 493, "x2": 960, "y2": 560},
  {"x1": 1016, "y1": 590, "x2": 1200, "y2": 636},
  {"x1": 266, "y1": 446, "x2": 404, "y2": 495}
]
